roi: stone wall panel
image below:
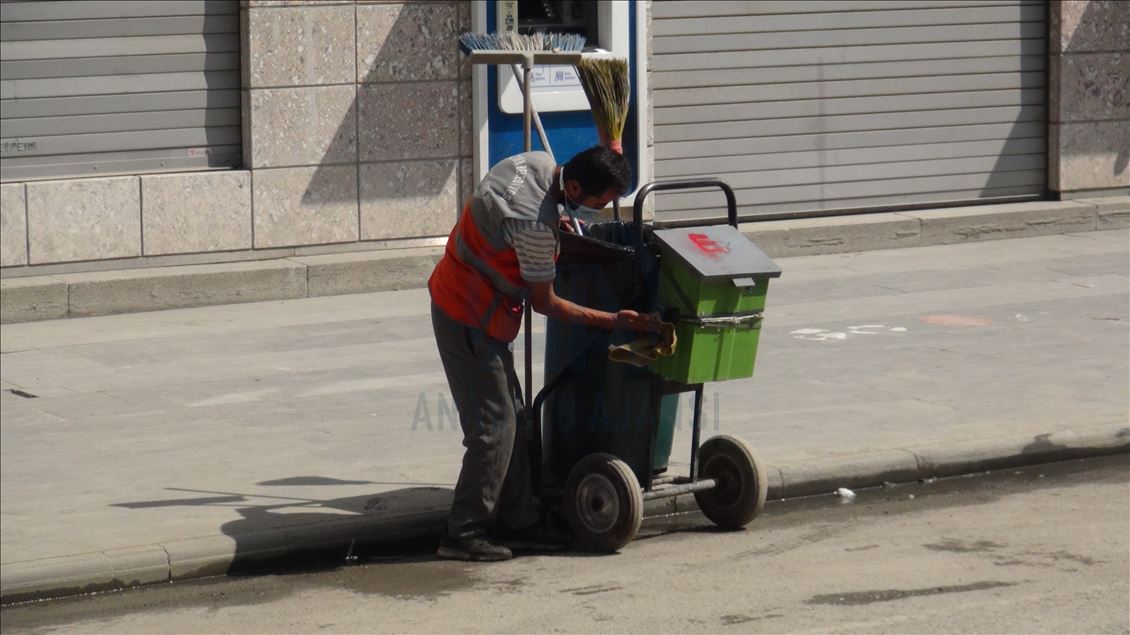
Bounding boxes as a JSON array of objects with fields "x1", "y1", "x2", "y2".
[
  {"x1": 1053, "y1": 0, "x2": 1130, "y2": 53},
  {"x1": 1056, "y1": 52, "x2": 1128, "y2": 122},
  {"x1": 360, "y1": 160, "x2": 457, "y2": 240},
  {"x1": 142, "y1": 172, "x2": 253, "y2": 256},
  {"x1": 248, "y1": 85, "x2": 358, "y2": 168},
  {"x1": 357, "y1": 2, "x2": 460, "y2": 83},
  {"x1": 1050, "y1": 121, "x2": 1130, "y2": 191},
  {"x1": 253, "y1": 166, "x2": 359, "y2": 248},
  {"x1": 248, "y1": 4, "x2": 355, "y2": 87},
  {"x1": 1, "y1": 184, "x2": 27, "y2": 267},
  {"x1": 358, "y1": 82, "x2": 459, "y2": 161},
  {"x1": 26, "y1": 177, "x2": 140, "y2": 264}
]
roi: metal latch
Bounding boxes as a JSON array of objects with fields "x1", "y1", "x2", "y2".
[{"x1": 680, "y1": 311, "x2": 764, "y2": 330}]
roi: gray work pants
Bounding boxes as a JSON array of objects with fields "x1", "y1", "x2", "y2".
[{"x1": 431, "y1": 303, "x2": 540, "y2": 539}]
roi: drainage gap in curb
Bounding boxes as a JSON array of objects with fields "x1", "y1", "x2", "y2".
[{"x1": 8, "y1": 389, "x2": 38, "y2": 399}]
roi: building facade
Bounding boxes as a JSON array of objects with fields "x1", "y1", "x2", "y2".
[{"x1": 1, "y1": 0, "x2": 1126, "y2": 276}]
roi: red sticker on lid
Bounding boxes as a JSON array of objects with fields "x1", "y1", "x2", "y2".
[{"x1": 689, "y1": 233, "x2": 728, "y2": 257}]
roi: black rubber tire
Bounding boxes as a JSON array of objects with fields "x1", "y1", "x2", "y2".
[
  {"x1": 694, "y1": 435, "x2": 768, "y2": 529},
  {"x1": 564, "y1": 453, "x2": 643, "y2": 552}
]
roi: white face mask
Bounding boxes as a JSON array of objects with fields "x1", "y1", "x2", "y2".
[{"x1": 558, "y1": 167, "x2": 604, "y2": 222}]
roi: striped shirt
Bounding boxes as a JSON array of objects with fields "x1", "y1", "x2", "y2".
[{"x1": 502, "y1": 218, "x2": 559, "y2": 283}]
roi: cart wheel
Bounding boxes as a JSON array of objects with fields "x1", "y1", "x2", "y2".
[
  {"x1": 694, "y1": 435, "x2": 768, "y2": 529},
  {"x1": 564, "y1": 453, "x2": 643, "y2": 552}
]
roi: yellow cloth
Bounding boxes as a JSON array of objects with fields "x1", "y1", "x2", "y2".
[{"x1": 608, "y1": 321, "x2": 677, "y2": 367}]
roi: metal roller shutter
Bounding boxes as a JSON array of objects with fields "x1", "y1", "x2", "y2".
[
  {"x1": 0, "y1": 0, "x2": 241, "y2": 182},
  {"x1": 651, "y1": 0, "x2": 1047, "y2": 222}
]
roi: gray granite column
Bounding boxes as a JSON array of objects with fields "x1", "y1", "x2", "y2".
[
  {"x1": 1048, "y1": 0, "x2": 1130, "y2": 194},
  {"x1": 243, "y1": 0, "x2": 361, "y2": 249},
  {"x1": 242, "y1": 0, "x2": 469, "y2": 248}
]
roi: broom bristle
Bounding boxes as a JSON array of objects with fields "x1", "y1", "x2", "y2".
[
  {"x1": 575, "y1": 57, "x2": 630, "y2": 147},
  {"x1": 458, "y1": 31, "x2": 586, "y2": 55}
]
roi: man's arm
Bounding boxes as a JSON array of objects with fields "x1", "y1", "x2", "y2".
[{"x1": 528, "y1": 280, "x2": 661, "y2": 332}]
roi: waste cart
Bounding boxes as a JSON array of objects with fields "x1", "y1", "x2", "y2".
[{"x1": 530, "y1": 179, "x2": 782, "y2": 552}]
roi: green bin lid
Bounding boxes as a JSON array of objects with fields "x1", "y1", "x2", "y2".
[{"x1": 652, "y1": 225, "x2": 782, "y2": 281}]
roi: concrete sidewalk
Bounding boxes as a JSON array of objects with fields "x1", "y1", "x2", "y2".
[
  {"x1": 3, "y1": 197, "x2": 1127, "y2": 324},
  {"x1": 2, "y1": 230, "x2": 1128, "y2": 603}
]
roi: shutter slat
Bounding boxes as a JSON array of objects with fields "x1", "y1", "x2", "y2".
[
  {"x1": 656, "y1": 89, "x2": 1045, "y2": 125},
  {"x1": 656, "y1": 72, "x2": 1045, "y2": 108},
  {"x1": 4, "y1": 108, "x2": 242, "y2": 137},
  {"x1": 663, "y1": 186, "x2": 1043, "y2": 222},
  {"x1": 0, "y1": 146, "x2": 242, "y2": 182},
  {"x1": 0, "y1": 52, "x2": 240, "y2": 80},
  {"x1": 653, "y1": 3, "x2": 1044, "y2": 36},
  {"x1": 657, "y1": 138, "x2": 1047, "y2": 178},
  {"x1": 654, "y1": 56, "x2": 1045, "y2": 89},
  {"x1": 1, "y1": 126, "x2": 242, "y2": 157},
  {"x1": 2, "y1": 71, "x2": 242, "y2": 99},
  {"x1": 0, "y1": 15, "x2": 236, "y2": 40},
  {"x1": 656, "y1": 107, "x2": 1046, "y2": 146},
  {"x1": 0, "y1": 1, "x2": 236, "y2": 22},
  {"x1": 1, "y1": 33, "x2": 239, "y2": 60},
  {"x1": 653, "y1": 1, "x2": 1039, "y2": 19},
  {"x1": 655, "y1": 170, "x2": 1045, "y2": 212},
  {"x1": 1, "y1": 89, "x2": 241, "y2": 119},
  {"x1": 653, "y1": 40, "x2": 1046, "y2": 72}
]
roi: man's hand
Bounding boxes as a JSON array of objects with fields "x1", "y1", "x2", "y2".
[
  {"x1": 529, "y1": 281, "x2": 664, "y2": 333},
  {"x1": 559, "y1": 215, "x2": 584, "y2": 234},
  {"x1": 614, "y1": 310, "x2": 664, "y2": 333}
]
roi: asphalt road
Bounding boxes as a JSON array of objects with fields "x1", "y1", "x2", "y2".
[{"x1": 3, "y1": 455, "x2": 1127, "y2": 634}]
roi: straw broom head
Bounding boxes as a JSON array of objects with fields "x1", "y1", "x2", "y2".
[
  {"x1": 576, "y1": 56, "x2": 629, "y2": 154},
  {"x1": 458, "y1": 31, "x2": 586, "y2": 55}
]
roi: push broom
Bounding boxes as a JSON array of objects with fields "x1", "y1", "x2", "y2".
[
  {"x1": 457, "y1": 31, "x2": 586, "y2": 492},
  {"x1": 575, "y1": 56, "x2": 630, "y2": 155},
  {"x1": 575, "y1": 55, "x2": 630, "y2": 226},
  {"x1": 458, "y1": 31, "x2": 587, "y2": 160}
]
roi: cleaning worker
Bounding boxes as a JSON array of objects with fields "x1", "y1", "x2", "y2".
[{"x1": 428, "y1": 146, "x2": 662, "y2": 561}]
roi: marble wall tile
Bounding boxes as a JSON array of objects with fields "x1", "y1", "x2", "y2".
[
  {"x1": 26, "y1": 176, "x2": 140, "y2": 264},
  {"x1": 357, "y1": 2, "x2": 460, "y2": 83},
  {"x1": 1, "y1": 183, "x2": 27, "y2": 267},
  {"x1": 248, "y1": 85, "x2": 357, "y2": 168},
  {"x1": 253, "y1": 166, "x2": 360, "y2": 248},
  {"x1": 458, "y1": 1, "x2": 472, "y2": 80},
  {"x1": 248, "y1": 1, "x2": 352, "y2": 7},
  {"x1": 142, "y1": 171, "x2": 253, "y2": 256},
  {"x1": 358, "y1": 81, "x2": 459, "y2": 161},
  {"x1": 1054, "y1": 0, "x2": 1130, "y2": 54},
  {"x1": 360, "y1": 160, "x2": 457, "y2": 239},
  {"x1": 1049, "y1": 121, "x2": 1130, "y2": 191},
  {"x1": 247, "y1": 4, "x2": 356, "y2": 87},
  {"x1": 1054, "y1": 53, "x2": 1128, "y2": 122},
  {"x1": 459, "y1": 158, "x2": 473, "y2": 210},
  {"x1": 459, "y1": 79, "x2": 473, "y2": 159}
]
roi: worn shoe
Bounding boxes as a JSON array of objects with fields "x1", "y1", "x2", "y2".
[
  {"x1": 495, "y1": 524, "x2": 573, "y2": 553},
  {"x1": 436, "y1": 535, "x2": 513, "y2": 562}
]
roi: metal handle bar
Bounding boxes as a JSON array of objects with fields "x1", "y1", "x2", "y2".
[{"x1": 632, "y1": 179, "x2": 739, "y2": 242}]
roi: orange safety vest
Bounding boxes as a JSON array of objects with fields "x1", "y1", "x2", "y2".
[{"x1": 429, "y1": 203, "x2": 530, "y2": 343}]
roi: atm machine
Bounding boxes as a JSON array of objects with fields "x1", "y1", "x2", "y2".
[{"x1": 470, "y1": 0, "x2": 650, "y2": 198}]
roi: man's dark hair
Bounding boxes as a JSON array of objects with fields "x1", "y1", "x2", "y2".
[{"x1": 563, "y1": 146, "x2": 632, "y2": 198}]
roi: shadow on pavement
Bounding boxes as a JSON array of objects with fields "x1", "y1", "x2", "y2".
[{"x1": 113, "y1": 478, "x2": 455, "y2": 575}]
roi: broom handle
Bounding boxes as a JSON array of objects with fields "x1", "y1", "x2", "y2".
[
  {"x1": 511, "y1": 64, "x2": 554, "y2": 160},
  {"x1": 520, "y1": 63, "x2": 535, "y2": 466}
]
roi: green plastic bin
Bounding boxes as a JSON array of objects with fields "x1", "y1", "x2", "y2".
[{"x1": 649, "y1": 225, "x2": 781, "y2": 384}]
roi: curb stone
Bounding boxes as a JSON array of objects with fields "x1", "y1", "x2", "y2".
[{"x1": 2, "y1": 424, "x2": 1126, "y2": 605}]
